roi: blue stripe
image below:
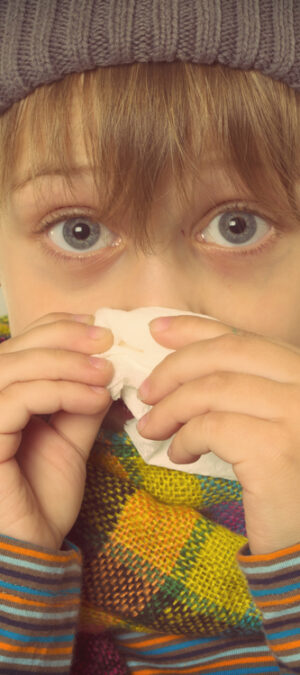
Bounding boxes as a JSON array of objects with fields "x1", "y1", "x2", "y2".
[
  {"x1": 196, "y1": 670, "x2": 277, "y2": 675},
  {"x1": 0, "y1": 563, "x2": 79, "y2": 588},
  {"x1": 127, "y1": 660, "x2": 277, "y2": 674},
  {"x1": 127, "y1": 645, "x2": 269, "y2": 668},
  {"x1": 65, "y1": 539, "x2": 80, "y2": 553},
  {"x1": 278, "y1": 652, "x2": 300, "y2": 664},
  {"x1": 0, "y1": 627, "x2": 73, "y2": 643},
  {"x1": 0, "y1": 653, "x2": 70, "y2": 667},
  {"x1": 139, "y1": 639, "x2": 215, "y2": 656},
  {"x1": 140, "y1": 642, "x2": 269, "y2": 658},
  {"x1": 117, "y1": 632, "x2": 143, "y2": 640},
  {"x1": 117, "y1": 630, "x2": 235, "y2": 647},
  {"x1": 268, "y1": 627, "x2": 300, "y2": 639},
  {"x1": 138, "y1": 638, "x2": 212, "y2": 655},
  {"x1": 0, "y1": 603, "x2": 78, "y2": 621},
  {"x1": 0, "y1": 552, "x2": 80, "y2": 575},
  {"x1": 241, "y1": 555, "x2": 300, "y2": 575},
  {"x1": 0, "y1": 579, "x2": 79, "y2": 597},
  {"x1": 252, "y1": 582, "x2": 300, "y2": 596},
  {"x1": 264, "y1": 603, "x2": 300, "y2": 620}
]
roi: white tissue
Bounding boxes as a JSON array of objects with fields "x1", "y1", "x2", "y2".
[{"x1": 94, "y1": 307, "x2": 236, "y2": 480}]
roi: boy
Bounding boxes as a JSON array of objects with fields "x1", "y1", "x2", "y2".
[{"x1": 0, "y1": 0, "x2": 299, "y2": 672}]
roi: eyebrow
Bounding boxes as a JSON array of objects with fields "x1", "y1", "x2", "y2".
[
  {"x1": 12, "y1": 166, "x2": 94, "y2": 192},
  {"x1": 13, "y1": 155, "x2": 238, "y2": 193}
]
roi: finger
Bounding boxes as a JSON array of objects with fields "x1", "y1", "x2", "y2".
[
  {"x1": 0, "y1": 319, "x2": 113, "y2": 355},
  {"x1": 168, "y1": 411, "x2": 280, "y2": 470},
  {"x1": 48, "y1": 406, "x2": 111, "y2": 459},
  {"x1": 20, "y1": 312, "x2": 94, "y2": 331},
  {"x1": 16, "y1": 411, "x2": 110, "y2": 544},
  {"x1": 0, "y1": 380, "x2": 110, "y2": 457},
  {"x1": 149, "y1": 314, "x2": 300, "y2": 354},
  {"x1": 139, "y1": 333, "x2": 300, "y2": 403},
  {"x1": 137, "y1": 372, "x2": 295, "y2": 440},
  {"x1": 149, "y1": 314, "x2": 245, "y2": 348},
  {"x1": 0, "y1": 348, "x2": 113, "y2": 390}
]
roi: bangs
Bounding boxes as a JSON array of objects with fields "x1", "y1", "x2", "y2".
[{"x1": 0, "y1": 61, "x2": 299, "y2": 246}]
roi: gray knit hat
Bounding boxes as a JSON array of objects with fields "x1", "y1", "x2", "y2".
[{"x1": 0, "y1": 0, "x2": 299, "y2": 114}]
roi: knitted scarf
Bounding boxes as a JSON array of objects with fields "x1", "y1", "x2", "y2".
[{"x1": 0, "y1": 318, "x2": 262, "y2": 674}]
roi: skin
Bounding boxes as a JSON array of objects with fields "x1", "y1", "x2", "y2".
[{"x1": 0, "y1": 126, "x2": 300, "y2": 553}]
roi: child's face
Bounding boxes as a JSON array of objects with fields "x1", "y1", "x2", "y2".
[{"x1": 1, "y1": 128, "x2": 300, "y2": 347}]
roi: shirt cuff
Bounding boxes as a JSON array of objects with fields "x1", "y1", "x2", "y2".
[
  {"x1": 238, "y1": 542, "x2": 300, "y2": 672},
  {"x1": 0, "y1": 534, "x2": 82, "y2": 673}
]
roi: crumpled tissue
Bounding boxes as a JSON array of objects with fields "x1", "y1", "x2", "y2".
[{"x1": 94, "y1": 307, "x2": 236, "y2": 480}]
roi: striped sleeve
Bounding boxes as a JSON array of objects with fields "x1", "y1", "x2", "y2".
[
  {"x1": 0, "y1": 534, "x2": 82, "y2": 673},
  {"x1": 238, "y1": 542, "x2": 300, "y2": 674}
]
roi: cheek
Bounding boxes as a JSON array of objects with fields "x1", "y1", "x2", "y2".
[{"x1": 0, "y1": 249, "x2": 48, "y2": 334}]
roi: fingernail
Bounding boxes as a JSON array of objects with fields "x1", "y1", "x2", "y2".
[
  {"x1": 89, "y1": 385, "x2": 105, "y2": 393},
  {"x1": 73, "y1": 314, "x2": 94, "y2": 324},
  {"x1": 138, "y1": 378, "x2": 150, "y2": 399},
  {"x1": 88, "y1": 356, "x2": 108, "y2": 369},
  {"x1": 87, "y1": 325, "x2": 110, "y2": 339},
  {"x1": 149, "y1": 317, "x2": 172, "y2": 332},
  {"x1": 137, "y1": 413, "x2": 149, "y2": 432}
]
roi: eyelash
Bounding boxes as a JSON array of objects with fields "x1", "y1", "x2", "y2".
[
  {"x1": 196, "y1": 201, "x2": 279, "y2": 257},
  {"x1": 36, "y1": 209, "x2": 122, "y2": 265},
  {"x1": 35, "y1": 200, "x2": 281, "y2": 265}
]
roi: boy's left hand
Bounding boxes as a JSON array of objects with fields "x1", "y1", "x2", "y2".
[{"x1": 137, "y1": 315, "x2": 300, "y2": 555}]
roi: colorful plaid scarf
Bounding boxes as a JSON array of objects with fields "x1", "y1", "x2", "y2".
[{"x1": 70, "y1": 430, "x2": 262, "y2": 638}]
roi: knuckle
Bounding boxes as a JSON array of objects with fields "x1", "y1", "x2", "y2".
[
  {"x1": 202, "y1": 410, "x2": 223, "y2": 438},
  {"x1": 29, "y1": 312, "x2": 72, "y2": 327},
  {"x1": 215, "y1": 332, "x2": 255, "y2": 356},
  {"x1": 202, "y1": 370, "x2": 230, "y2": 391},
  {"x1": 1, "y1": 381, "x2": 22, "y2": 400},
  {"x1": 42, "y1": 320, "x2": 86, "y2": 349}
]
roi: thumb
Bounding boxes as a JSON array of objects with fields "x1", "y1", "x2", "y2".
[{"x1": 48, "y1": 399, "x2": 112, "y2": 459}]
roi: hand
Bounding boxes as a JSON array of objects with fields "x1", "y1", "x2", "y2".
[
  {"x1": 137, "y1": 315, "x2": 300, "y2": 554},
  {"x1": 0, "y1": 313, "x2": 113, "y2": 550}
]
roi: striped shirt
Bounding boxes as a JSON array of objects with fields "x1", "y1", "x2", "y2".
[
  {"x1": 0, "y1": 536, "x2": 299, "y2": 673},
  {"x1": 0, "y1": 536, "x2": 81, "y2": 673}
]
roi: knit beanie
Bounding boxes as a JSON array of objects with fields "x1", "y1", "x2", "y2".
[{"x1": 0, "y1": 0, "x2": 299, "y2": 114}]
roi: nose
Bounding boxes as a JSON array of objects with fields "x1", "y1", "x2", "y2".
[{"x1": 113, "y1": 252, "x2": 194, "y2": 311}]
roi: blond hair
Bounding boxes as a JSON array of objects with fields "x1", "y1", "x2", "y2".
[{"x1": 0, "y1": 62, "x2": 299, "y2": 244}]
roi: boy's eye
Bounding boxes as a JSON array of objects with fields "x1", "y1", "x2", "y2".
[
  {"x1": 200, "y1": 210, "x2": 270, "y2": 248},
  {"x1": 48, "y1": 216, "x2": 119, "y2": 253}
]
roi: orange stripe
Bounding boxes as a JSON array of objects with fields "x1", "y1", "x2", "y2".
[
  {"x1": 0, "y1": 540, "x2": 80, "y2": 564},
  {"x1": 122, "y1": 634, "x2": 179, "y2": 649},
  {"x1": 0, "y1": 641, "x2": 72, "y2": 655},
  {"x1": 133, "y1": 655, "x2": 275, "y2": 675},
  {"x1": 258, "y1": 593, "x2": 300, "y2": 607},
  {"x1": 133, "y1": 655, "x2": 274, "y2": 675},
  {"x1": 238, "y1": 542, "x2": 300, "y2": 564},
  {"x1": 203, "y1": 655, "x2": 275, "y2": 671},
  {"x1": 0, "y1": 591, "x2": 79, "y2": 609},
  {"x1": 272, "y1": 638, "x2": 300, "y2": 651},
  {"x1": 133, "y1": 668, "x2": 202, "y2": 675}
]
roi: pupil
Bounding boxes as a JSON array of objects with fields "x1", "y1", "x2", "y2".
[
  {"x1": 73, "y1": 223, "x2": 90, "y2": 240},
  {"x1": 228, "y1": 217, "x2": 246, "y2": 234}
]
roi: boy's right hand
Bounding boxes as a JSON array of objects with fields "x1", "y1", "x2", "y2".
[{"x1": 0, "y1": 313, "x2": 113, "y2": 551}]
